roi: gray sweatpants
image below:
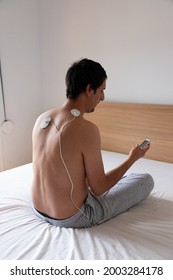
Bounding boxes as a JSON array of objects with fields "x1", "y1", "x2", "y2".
[{"x1": 33, "y1": 173, "x2": 154, "y2": 228}]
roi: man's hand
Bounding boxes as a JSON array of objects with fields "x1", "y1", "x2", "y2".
[{"x1": 128, "y1": 143, "x2": 150, "y2": 163}]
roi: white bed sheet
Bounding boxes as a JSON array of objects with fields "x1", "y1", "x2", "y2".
[{"x1": 0, "y1": 150, "x2": 173, "y2": 260}]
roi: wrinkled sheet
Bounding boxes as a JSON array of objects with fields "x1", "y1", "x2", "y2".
[{"x1": 0, "y1": 151, "x2": 173, "y2": 260}]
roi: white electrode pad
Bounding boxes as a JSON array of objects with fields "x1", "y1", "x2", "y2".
[
  {"x1": 70, "y1": 109, "x2": 81, "y2": 117},
  {"x1": 40, "y1": 117, "x2": 51, "y2": 129}
]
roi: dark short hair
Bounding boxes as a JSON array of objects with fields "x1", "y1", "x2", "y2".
[{"x1": 65, "y1": 58, "x2": 107, "y2": 100}]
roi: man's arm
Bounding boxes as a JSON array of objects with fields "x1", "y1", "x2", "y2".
[{"x1": 83, "y1": 123, "x2": 150, "y2": 196}]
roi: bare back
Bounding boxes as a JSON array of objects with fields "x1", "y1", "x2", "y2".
[{"x1": 31, "y1": 108, "x2": 93, "y2": 219}]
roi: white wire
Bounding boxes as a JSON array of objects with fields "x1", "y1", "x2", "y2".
[{"x1": 52, "y1": 118, "x2": 89, "y2": 220}]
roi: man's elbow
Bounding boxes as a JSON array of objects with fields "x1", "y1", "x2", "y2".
[{"x1": 89, "y1": 185, "x2": 107, "y2": 196}]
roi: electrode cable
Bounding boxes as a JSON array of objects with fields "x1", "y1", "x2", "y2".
[{"x1": 0, "y1": 57, "x2": 7, "y2": 121}]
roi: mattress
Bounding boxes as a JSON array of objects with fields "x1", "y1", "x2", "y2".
[{"x1": 0, "y1": 150, "x2": 173, "y2": 260}]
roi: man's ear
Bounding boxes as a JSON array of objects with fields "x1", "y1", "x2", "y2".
[{"x1": 86, "y1": 84, "x2": 94, "y2": 97}]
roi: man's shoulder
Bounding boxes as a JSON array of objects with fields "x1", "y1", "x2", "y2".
[
  {"x1": 38, "y1": 108, "x2": 58, "y2": 119},
  {"x1": 35, "y1": 108, "x2": 58, "y2": 125},
  {"x1": 78, "y1": 119, "x2": 101, "y2": 150},
  {"x1": 82, "y1": 118, "x2": 99, "y2": 131},
  {"x1": 78, "y1": 118, "x2": 100, "y2": 141}
]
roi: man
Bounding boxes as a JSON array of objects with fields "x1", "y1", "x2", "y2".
[{"x1": 31, "y1": 58, "x2": 154, "y2": 228}]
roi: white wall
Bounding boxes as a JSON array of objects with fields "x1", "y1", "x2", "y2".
[
  {"x1": 39, "y1": 0, "x2": 173, "y2": 109},
  {"x1": 0, "y1": 0, "x2": 42, "y2": 171}
]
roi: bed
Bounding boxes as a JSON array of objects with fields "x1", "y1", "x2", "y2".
[{"x1": 0, "y1": 102, "x2": 173, "y2": 260}]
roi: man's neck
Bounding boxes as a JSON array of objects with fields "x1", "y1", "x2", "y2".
[{"x1": 63, "y1": 98, "x2": 86, "y2": 116}]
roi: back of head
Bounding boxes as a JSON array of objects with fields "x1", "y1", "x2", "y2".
[{"x1": 65, "y1": 58, "x2": 107, "y2": 100}]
